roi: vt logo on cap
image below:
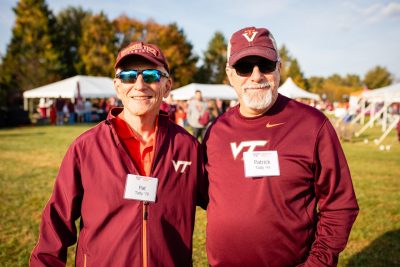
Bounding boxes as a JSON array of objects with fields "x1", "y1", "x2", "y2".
[
  {"x1": 227, "y1": 26, "x2": 280, "y2": 66},
  {"x1": 242, "y1": 29, "x2": 258, "y2": 42}
]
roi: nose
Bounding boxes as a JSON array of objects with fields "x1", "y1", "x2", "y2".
[
  {"x1": 133, "y1": 74, "x2": 147, "y2": 90},
  {"x1": 250, "y1": 65, "x2": 264, "y2": 82}
]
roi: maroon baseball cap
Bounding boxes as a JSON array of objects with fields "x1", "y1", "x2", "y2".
[
  {"x1": 114, "y1": 41, "x2": 170, "y2": 73},
  {"x1": 227, "y1": 26, "x2": 279, "y2": 66}
]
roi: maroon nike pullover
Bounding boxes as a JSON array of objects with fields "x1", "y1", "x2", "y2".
[{"x1": 203, "y1": 94, "x2": 358, "y2": 267}]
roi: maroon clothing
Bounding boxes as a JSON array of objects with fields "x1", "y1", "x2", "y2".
[
  {"x1": 203, "y1": 94, "x2": 358, "y2": 267},
  {"x1": 30, "y1": 108, "x2": 207, "y2": 267}
]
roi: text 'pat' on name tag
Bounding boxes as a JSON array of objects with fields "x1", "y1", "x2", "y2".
[{"x1": 124, "y1": 174, "x2": 158, "y2": 202}]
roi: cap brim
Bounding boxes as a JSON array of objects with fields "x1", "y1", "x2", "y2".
[
  {"x1": 229, "y1": 47, "x2": 278, "y2": 66},
  {"x1": 114, "y1": 54, "x2": 166, "y2": 71}
]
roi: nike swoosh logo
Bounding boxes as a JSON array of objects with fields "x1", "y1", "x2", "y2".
[{"x1": 266, "y1": 122, "x2": 285, "y2": 128}]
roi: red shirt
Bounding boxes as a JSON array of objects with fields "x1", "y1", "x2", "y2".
[{"x1": 112, "y1": 112, "x2": 156, "y2": 176}]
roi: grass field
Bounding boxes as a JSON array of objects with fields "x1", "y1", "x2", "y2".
[{"x1": 0, "y1": 123, "x2": 399, "y2": 266}]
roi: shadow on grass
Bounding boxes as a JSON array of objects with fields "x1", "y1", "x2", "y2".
[{"x1": 347, "y1": 229, "x2": 400, "y2": 266}]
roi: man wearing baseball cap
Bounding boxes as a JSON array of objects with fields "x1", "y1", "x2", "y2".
[
  {"x1": 30, "y1": 41, "x2": 208, "y2": 266},
  {"x1": 203, "y1": 27, "x2": 359, "y2": 266}
]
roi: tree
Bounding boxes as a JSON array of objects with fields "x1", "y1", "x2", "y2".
[
  {"x1": 0, "y1": 0, "x2": 61, "y2": 96},
  {"x1": 278, "y1": 44, "x2": 291, "y2": 84},
  {"x1": 196, "y1": 31, "x2": 227, "y2": 84},
  {"x1": 308, "y1": 76, "x2": 325, "y2": 94},
  {"x1": 343, "y1": 74, "x2": 362, "y2": 88},
  {"x1": 78, "y1": 12, "x2": 117, "y2": 77},
  {"x1": 363, "y1": 66, "x2": 393, "y2": 89},
  {"x1": 286, "y1": 59, "x2": 307, "y2": 89},
  {"x1": 55, "y1": 6, "x2": 91, "y2": 78},
  {"x1": 319, "y1": 74, "x2": 362, "y2": 101},
  {"x1": 113, "y1": 16, "x2": 145, "y2": 49}
]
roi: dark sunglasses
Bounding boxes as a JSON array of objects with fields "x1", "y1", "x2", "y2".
[
  {"x1": 233, "y1": 60, "x2": 277, "y2": 77},
  {"x1": 116, "y1": 69, "x2": 169, "y2": 83}
]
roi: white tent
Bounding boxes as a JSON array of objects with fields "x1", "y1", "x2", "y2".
[
  {"x1": 171, "y1": 83, "x2": 237, "y2": 100},
  {"x1": 278, "y1": 77, "x2": 320, "y2": 100},
  {"x1": 23, "y1": 75, "x2": 116, "y2": 99},
  {"x1": 351, "y1": 82, "x2": 400, "y2": 144},
  {"x1": 360, "y1": 82, "x2": 400, "y2": 102}
]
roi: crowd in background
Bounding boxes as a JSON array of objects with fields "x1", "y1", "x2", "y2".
[
  {"x1": 36, "y1": 96, "x2": 121, "y2": 125},
  {"x1": 35, "y1": 91, "x2": 400, "y2": 144},
  {"x1": 35, "y1": 91, "x2": 235, "y2": 136}
]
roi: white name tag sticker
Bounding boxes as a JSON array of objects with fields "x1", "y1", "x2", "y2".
[
  {"x1": 124, "y1": 174, "x2": 158, "y2": 202},
  {"x1": 243, "y1": 151, "x2": 280, "y2": 177}
]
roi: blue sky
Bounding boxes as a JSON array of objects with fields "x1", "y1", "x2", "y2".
[{"x1": 1, "y1": 0, "x2": 400, "y2": 80}]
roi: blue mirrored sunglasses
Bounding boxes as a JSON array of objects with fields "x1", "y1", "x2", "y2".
[{"x1": 116, "y1": 69, "x2": 169, "y2": 83}]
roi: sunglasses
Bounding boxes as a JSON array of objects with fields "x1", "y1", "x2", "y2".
[
  {"x1": 233, "y1": 60, "x2": 277, "y2": 77},
  {"x1": 116, "y1": 69, "x2": 169, "y2": 83}
]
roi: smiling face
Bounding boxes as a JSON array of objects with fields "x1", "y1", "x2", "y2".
[
  {"x1": 226, "y1": 56, "x2": 281, "y2": 117},
  {"x1": 114, "y1": 58, "x2": 172, "y2": 120}
]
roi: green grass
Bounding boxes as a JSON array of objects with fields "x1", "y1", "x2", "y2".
[{"x1": 0, "y1": 123, "x2": 399, "y2": 266}]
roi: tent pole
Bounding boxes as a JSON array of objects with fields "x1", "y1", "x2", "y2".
[
  {"x1": 361, "y1": 99, "x2": 365, "y2": 124},
  {"x1": 370, "y1": 102, "x2": 375, "y2": 127}
]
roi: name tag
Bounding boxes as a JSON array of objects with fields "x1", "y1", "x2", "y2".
[
  {"x1": 124, "y1": 174, "x2": 158, "y2": 202},
  {"x1": 243, "y1": 151, "x2": 280, "y2": 177}
]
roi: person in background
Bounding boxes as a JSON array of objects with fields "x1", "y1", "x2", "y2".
[
  {"x1": 203, "y1": 26, "x2": 359, "y2": 266},
  {"x1": 206, "y1": 99, "x2": 220, "y2": 124},
  {"x1": 65, "y1": 99, "x2": 75, "y2": 125},
  {"x1": 187, "y1": 90, "x2": 208, "y2": 141},
  {"x1": 175, "y1": 100, "x2": 188, "y2": 127},
  {"x1": 49, "y1": 100, "x2": 56, "y2": 125},
  {"x1": 37, "y1": 98, "x2": 47, "y2": 119},
  {"x1": 30, "y1": 41, "x2": 208, "y2": 267},
  {"x1": 83, "y1": 99, "x2": 92, "y2": 122},
  {"x1": 160, "y1": 94, "x2": 177, "y2": 122},
  {"x1": 55, "y1": 96, "x2": 65, "y2": 125},
  {"x1": 75, "y1": 99, "x2": 85, "y2": 123}
]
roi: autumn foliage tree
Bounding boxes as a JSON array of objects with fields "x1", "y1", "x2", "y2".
[
  {"x1": 113, "y1": 17, "x2": 197, "y2": 88},
  {"x1": 78, "y1": 12, "x2": 117, "y2": 77},
  {"x1": 0, "y1": 0, "x2": 61, "y2": 106},
  {"x1": 363, "y1": 66, "x2": 393, "y2": 89}
]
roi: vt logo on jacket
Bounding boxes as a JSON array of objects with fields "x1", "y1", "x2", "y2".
[
  {"x1": 172, "y1": 160, "x2": 192, "y2": 173},
  {"x1": 230, "y1": 140, "x2": 268, "y2": 160}
]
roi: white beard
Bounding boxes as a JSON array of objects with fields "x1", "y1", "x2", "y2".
[{"x1": 241, "y1": 82, "x2": 274, "y2": 110}]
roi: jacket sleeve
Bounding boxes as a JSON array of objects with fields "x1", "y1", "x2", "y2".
[
  {"x1": 30, "y1": 142, "x2": 83, "y2": 267},
  {"x1": 196, "y1": 142, "x2": 209, "y2": 210},
  {"x1": 304, "y1": 120, "x2": 359, "y2": 267}
]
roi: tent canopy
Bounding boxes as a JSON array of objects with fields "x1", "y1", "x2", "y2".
[
  {"x1": 278, "y1": 77, "x2": 320, "y2": 100},
  {"x1": 23, "y1": 75, "x2": 116, "y2": 99},
  {"x1": 360, "y1": 83, "x2": 400, "y2": 102},
  {"x1": 170, "y1": 83, "x2": 237, "y2": 100}
]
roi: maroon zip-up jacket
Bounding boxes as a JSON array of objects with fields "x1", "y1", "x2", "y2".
[
  {"x1": 30, "y1": 109, "x2": 208, "y2": 267},
  {"x1": 203, "y1": 94, "x2": 359, "y2": 267}
]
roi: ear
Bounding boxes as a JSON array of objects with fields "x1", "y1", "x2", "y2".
[
  {"x1": 226, "y1": 66, "x2": 234, "y2": 85},
  {"x1": 114, "y1": 78, "x2": 123, "y2": 99},
  {"x1": 163, "y1": 78, "x2": 172, "y2": 98},
  {"x1": 277, "y1": 61, "x2": 282, "y2": 72}
]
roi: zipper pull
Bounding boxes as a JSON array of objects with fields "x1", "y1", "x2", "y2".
[{"x1": 143, "y1": 202, "x2": 149, "y2": 220}]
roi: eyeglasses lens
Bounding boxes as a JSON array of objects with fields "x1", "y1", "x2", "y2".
[
  {"x1": 234, "y1": 60, "x2": 277, "y2": 76},
  {"x1": 117, "y1": 69, "x2": 163, "y2": 83},
  {"x1": 142, "y1": 70, "x2": 161, "y2": 83}
]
